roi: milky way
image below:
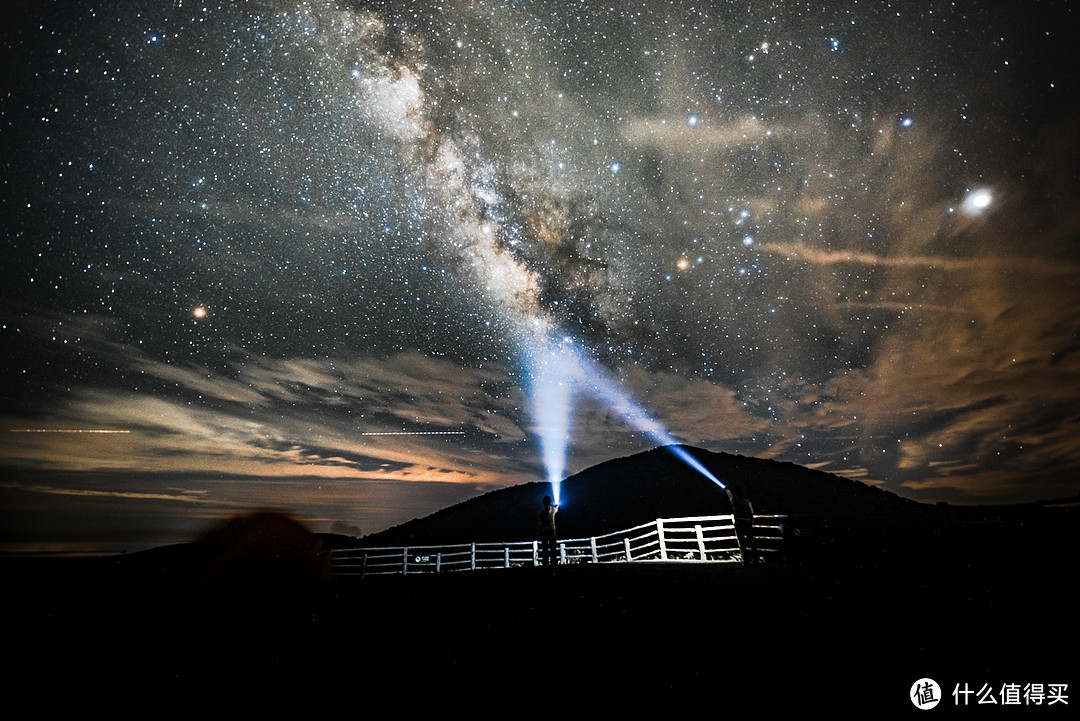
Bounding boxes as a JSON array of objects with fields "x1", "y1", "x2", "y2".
[{"x1": 3, "y1": 1, "x2": 1078, "y2": 552}]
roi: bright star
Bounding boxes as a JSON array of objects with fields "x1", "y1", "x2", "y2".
[{"x1": 961, "y1": 188, "x2": 993, "y2": 215}]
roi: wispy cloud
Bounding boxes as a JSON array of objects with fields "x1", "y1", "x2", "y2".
[
  {"x1": 1, "y1": 349, "x2": 533, "y2": 489},
  {"x1": 761, "y1": 241, "x2": 1080, "y2": 277}
]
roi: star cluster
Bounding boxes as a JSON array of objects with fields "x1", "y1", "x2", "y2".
[{"x1": 2, "y1": 1, "x2": 1078, "y2": 552}]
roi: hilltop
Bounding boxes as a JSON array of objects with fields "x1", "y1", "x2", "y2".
[{"x1": 354, "y1": 445, "x2": 914, "y2": 547}]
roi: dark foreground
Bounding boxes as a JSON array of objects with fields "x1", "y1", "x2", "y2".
[{"x1": 6, "y1": 529, "x2": 1076, "y2": 716}]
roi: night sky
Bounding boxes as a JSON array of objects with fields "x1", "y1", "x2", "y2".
[{"x1": 3, "y1": 1, "x2": 1078, "y2": 554}]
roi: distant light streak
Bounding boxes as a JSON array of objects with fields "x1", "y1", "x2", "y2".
[
  {"x1": 9, "y1": 429, "x2": 131, "y2": 434},
  {"x1": 360, "y1": 431, "x2": 466, "y2": 436}
]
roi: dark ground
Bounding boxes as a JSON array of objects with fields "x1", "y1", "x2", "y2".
[{"x1": 5, "y1": 518, "x2": 1076, "y2": 716}]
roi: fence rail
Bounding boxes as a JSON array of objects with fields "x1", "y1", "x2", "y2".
[{"x1": 329, "y1": 514, "x2": 786, "y2": 577}]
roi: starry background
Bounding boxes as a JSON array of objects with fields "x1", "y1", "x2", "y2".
[{"x1": 2, "y1": 0, "x2": 1078, "y2": 553}]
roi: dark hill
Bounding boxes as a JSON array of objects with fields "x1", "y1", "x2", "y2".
[{"x1": 358, "y1": 445, "x2": 915, "y2": 547}]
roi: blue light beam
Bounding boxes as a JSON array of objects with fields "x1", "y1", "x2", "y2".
[
  {"x1": 528, "y1": 333, "x2": 726, "y2": 502},
  {"x1": 575, "y1": 356, "x2": 727, "y2": 490},
  {"x1": 529, "y1": 339, "x2": 577, "y2": 506}
]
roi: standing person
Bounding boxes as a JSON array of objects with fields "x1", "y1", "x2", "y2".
[
  {"x1": 728, "y1": 485, "x2": 756, "y2": 565},
  {"x1": 537, "y1": 495, "x2": 559, "y2": 566}
]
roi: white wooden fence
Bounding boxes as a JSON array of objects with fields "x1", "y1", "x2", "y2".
[{"x1": 329, "y1": 514, "x2": 786, "y2": 577}]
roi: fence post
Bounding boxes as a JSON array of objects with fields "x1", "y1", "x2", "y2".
[
  {"x1": 504, "y1": 547, "x2": 510, "y2": 568},
  {"x1": 559, "y1": 542, "x2": 566, "y2": 565},
  {"x1": 624, "y1": 537, "x2": 632, "y2": 561},
  {"x1": 436, "y1": 552, "x2": 442, "y2": 572},
  {"x1": 590, "y1": 536, "x2": 598, "y2": 562},
  {"x1": 471, "y1": 543, "x2": 476, "y2": 570},
  {"x1": 403, "y1": 548, "x2": 409, "y2": 575},
  {"x1": 727, "y1": 513, "x2": 740, "y2": 560},
  {"x1": 532, "y1": 540, "x2": 539, "y2": 566},
  {"x1": 657, "y1": 519, "x2": 668, "y2": 560},
  {"x1": 361, "y1": 552, "x2": 368, "y2": 579},
  {"x1": 695, "y1": 524, "x2": 706, "y2": 560}
]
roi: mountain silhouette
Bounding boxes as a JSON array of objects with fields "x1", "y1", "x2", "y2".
[{"x1": 356, "y1": 445, "x2": 915, "y2": 547}]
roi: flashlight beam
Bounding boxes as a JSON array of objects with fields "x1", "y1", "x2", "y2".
[
  {"x1": 527, "y1": 333, "x2": 727, "y2": 501},
  {"x1": 529, "y1": 341, "x2": 575, "y2": 507}
]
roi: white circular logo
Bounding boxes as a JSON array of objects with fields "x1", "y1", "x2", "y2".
[{"x1": 911, "y1": 678, "x2": 942, "y2": 710}]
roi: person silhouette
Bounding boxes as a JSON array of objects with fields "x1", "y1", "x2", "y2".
[
  {"x1": 537, "y1": 495, "x2": 559, "y2": 566},
  {"x1": 728, "y1": 485, "x2": 756, "y2": 565}
]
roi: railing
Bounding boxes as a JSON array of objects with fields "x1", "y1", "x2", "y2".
[{"x1": 329, "y1": 514, "x2": 787, "y2": 577}]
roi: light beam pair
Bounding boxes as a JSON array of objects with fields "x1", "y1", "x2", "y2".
[{"x1": 528, "y1": 334, "x2": 726, "y2": 507}]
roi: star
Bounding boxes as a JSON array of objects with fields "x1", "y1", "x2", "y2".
[{"x1": 961, "y1": 188, "x2": 993, "y2": 215}]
